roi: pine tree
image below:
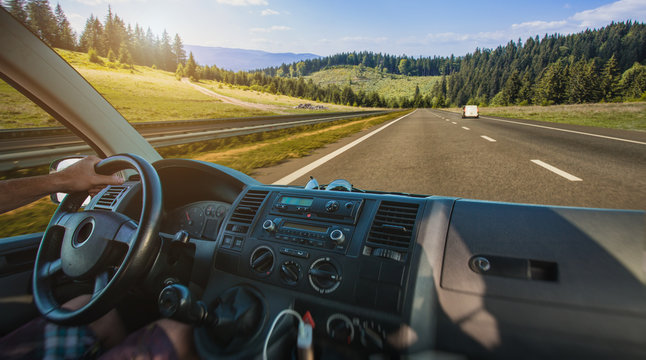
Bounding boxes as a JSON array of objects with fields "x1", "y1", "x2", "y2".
[
  {"x1": 54, "y1": 3, "x2": 75, "y2": 50},
  {"x1": 118, "y1": 42, "x2": 133, "y2": 66},
  {"x1": 600, "y1": 54, "x2": 620, "y2": 101},
  {"x1": 5, "y1": 0, "x2": 28, "y2": 23},
  {"x1": 160, "y1": 30, "x2": 175, "y2": 71},
  {"x1": 26, "y1": 0, "x2": 57, "y2": 45},
  {"x1": 185, "y1": 51, "x2": 197, "y2": 80},
  {"x1": 79, "y1": 15, "x2": 104, "y2": 54},
  {"x1": 172, "y1": 34, "x2": 186, "y2": 65},
  {"x1": 620, "y1": 62, "x2": 646, "y2": 99},
  {"x1": 501, "y1": 70, "x2": 521, "y2": 105}
]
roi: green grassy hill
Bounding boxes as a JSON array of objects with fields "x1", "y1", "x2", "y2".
[
  {"x1": 305, "y1": 65, "x2": 440, "y2": 100},
  {"x1": 0, "y1": 49, "x2": 354, "y2": 129}
]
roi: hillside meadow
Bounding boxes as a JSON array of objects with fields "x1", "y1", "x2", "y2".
[
  {"x1": 1, "y1": 49, "x2": 356, "y2": 129},
  {"x1": 306, "y1": 65, "x2": 440, "y2": 100}
]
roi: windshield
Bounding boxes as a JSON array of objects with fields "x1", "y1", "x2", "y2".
[{"x1": 1, "y1": 1, "x2": 645, "y2": 238}]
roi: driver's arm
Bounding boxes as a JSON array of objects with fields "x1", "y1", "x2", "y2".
[{"x1": 0, "y1": 156, "x2": 124, "y2": 214}]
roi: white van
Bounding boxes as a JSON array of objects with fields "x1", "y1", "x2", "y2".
[{"x1": 462, "y1": 105, "x2": 479, "y2": 118}]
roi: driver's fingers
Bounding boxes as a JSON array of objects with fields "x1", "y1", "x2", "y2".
[
  {"x1": 94, "y1": 174, "x2": 124, "y2": 187},
  {"x1": 88, "y1": 186, "x2": 106, "y2": 197}
]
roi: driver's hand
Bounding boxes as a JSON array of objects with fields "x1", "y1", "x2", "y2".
[{"x1": 55, "y1": 156, "x2": 124, "y2": 195}]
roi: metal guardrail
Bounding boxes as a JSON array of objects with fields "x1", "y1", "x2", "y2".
[{"x1": 0, "y1": 111, "x2": 389, "y2": 171}]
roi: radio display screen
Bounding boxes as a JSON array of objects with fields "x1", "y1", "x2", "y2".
[
  {"x1": 279, "y1": 196, "x2": 313, "y2": 206},
  {"x1": 284, "y1": 222, "x2": 327, "y2": 233}
]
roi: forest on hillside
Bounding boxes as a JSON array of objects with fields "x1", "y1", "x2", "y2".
[
  {"x1": 4, "y1": 1, "x2": 645, "y2": 108},
  {"x1": 3, "y1": 0, "x2": 187, "y2": 71},
  {"x1": 260, "y1": 22, "x2": 646, "y2": 107}
]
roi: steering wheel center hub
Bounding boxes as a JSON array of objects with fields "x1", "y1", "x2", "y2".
[
  {"x1": 73, "y1": 218, "x2": 95, "y2": 247},
  {"x1": 60, "y1": 213, "x2": 116, "y2": 279}
]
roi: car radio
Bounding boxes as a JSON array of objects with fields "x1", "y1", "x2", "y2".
[
  {"x1": 260, "y1": 216, "x2": 354, "y2": 253},
  {"x1": 270, "y1": 193, "x2": 363, "y2": 224},
  {"x1": 257, "y1": 193, "x2": 363, "y2": 253}
]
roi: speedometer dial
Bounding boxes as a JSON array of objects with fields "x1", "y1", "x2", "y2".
[{"x1": 178, "y1": 206, "x2": 205, "y2": 236}]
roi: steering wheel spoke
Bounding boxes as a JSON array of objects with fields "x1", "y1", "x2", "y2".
[
  {"x1": 93, "y1": 271, "x2": 110, "y2": 299},
  {"x1": 112, "y1": 220, "x2": 138, "y2": 247},
  {"x1": 39, "y1": 258, "x2": 62, "y2": 279}
]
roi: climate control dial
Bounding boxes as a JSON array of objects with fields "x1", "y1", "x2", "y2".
[
  {"x1": 308, "y1": 257, "x2": 341, "y2": 294},
  {"x1": 249, "y1": 246, "x2": 275, "y2": 276}
]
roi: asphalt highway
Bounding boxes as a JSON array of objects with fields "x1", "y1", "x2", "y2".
[{"x1": 260, "y1": 109, "x2": 646, "y2": 210}]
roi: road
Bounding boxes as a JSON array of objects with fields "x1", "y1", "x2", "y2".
[{"x1": 256, "y1": 109, "x2": 646, "y2": 210}]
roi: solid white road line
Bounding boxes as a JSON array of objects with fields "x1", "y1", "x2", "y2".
[
  {"x1": 272, "y1": 110, "x2": 417, "y2": 185},
  {"x1": 531, "y1": 160, "x2": 582, "y2": 181},
  {"x1": 462, "y1": 126, "x2": 470, "y2": 130},
  {"x1": 481, "y1": 135, "x2": 497, "y2": 142},
  {"x1": 481, "y1": 116, "x2": 646, "y2": 146}
]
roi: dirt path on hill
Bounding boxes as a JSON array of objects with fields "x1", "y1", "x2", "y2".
[{"x1": 181, "y1": 77, "x2": 287, "y2": 113}]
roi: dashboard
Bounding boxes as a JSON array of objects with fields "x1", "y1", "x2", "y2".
[
  {"x1": 162, "y1": 201, "x2": 230, "y2": 240},
  {"x1": 90, "y1": 159, "x2": 646, "y2": 360}
]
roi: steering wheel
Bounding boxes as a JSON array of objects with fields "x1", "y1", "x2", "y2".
[{"x1": 33, "y1": 154, "x2": 163, "y2": 325}]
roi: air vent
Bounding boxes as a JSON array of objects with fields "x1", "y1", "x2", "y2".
[
  {"x1": 228, "y1": 190, "x2": 269, "y2": 232},
  {"x1": 94, "y1": 186, "x2": 128, "y2": 209},
  {"x1": 366, "y1": 201, "x2": 419, "y2": 251}
]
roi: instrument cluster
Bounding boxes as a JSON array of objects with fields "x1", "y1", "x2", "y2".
[{"x1": 163, "y1": 201, "x2": 230, "y2": 240}]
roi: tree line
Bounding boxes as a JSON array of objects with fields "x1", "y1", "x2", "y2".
[
  {"x1": 179, "y1": 61, "x2": 392, "y2": 108},
  {"x1": 429, "y1": 21, "x2": 646, "y2": 107},
  {"x1": 3, "y1": 0, "x2": 187, "y2": 72},
  {"x1": 259, "y1": 51, "x2": 461, "y2": 77},
  {"x1": 5, "y1": 1, "x2": 644, "y2": 108}
]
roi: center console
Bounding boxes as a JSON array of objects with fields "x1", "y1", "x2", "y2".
[{"x1": 190, "y1": 186, "x2": 425, "y2": 359}]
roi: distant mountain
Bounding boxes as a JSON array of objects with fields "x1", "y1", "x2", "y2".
[{"x1": 184, "y1": 45, "x2": 320, "y2": 72}]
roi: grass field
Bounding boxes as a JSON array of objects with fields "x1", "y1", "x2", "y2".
[
  {"x1": 446, "y1": 103, "x2": 646, "y2": 131},
  {"x1": 0, "y1": 111, "x2": 409, "y2": 238},
  {"x1": 306, "y1": 65, "x2": 440, "y2": 100},
  {"x1": 1, "y1": 49, "x2": 351, "y2": 129}
]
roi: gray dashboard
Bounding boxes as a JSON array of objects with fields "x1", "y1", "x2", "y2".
[{"x1": 100, "y1": 160, "x2": 646, "y2": 359}]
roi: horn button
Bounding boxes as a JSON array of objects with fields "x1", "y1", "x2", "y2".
[{"x1": 60, "y1": 211, "x2": 130, "y2": 279}]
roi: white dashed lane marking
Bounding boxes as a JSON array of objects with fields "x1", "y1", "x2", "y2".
[
  {"x1": 531, "y1": 160, "x2": 583, "y2": 181},
  {"x1": 481, "y1": 135, "x2": 497, "y2": 142},
  {"x1": 462, "y1": 126, "x2": 470, "y2": 130}
]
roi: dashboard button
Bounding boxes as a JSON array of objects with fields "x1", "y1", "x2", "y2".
[{"x1": 222, "y1": 235, "x2": 233, "y2": 248}]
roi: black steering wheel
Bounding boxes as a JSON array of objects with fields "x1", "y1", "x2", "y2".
[{"x1": 33, "y1": 154, "x2": 163, "y2": 325}]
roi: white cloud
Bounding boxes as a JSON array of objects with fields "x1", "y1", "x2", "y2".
[
  {"x1": 511, "y1": 20, "x2": 568, "y2": 31},
  {"x1": 425, "y1": 31, "x2": 507, "y2": 43},
  {"x1": 571, "y1": 0, "x2": 646, "y2": 27},
  {"x1": 250, "y1": 25, "x2": 291, "y2": 33},
  {"x1": 216, "y1": 0, "x2": 268, "y2": 6},
  {"x1": 261, "y1": 9, "x2": 280, "y2": 16},
  {"x1": 340, "y1": 36, "x2": 388, "y2": 43}
]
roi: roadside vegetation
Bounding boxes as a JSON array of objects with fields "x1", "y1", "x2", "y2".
[
  {"x1": 196, "y1": 80, "x2": 356, "y2": 112},
  {"x1": 447, "y1": 103, "x2": 646, "y2": 131},
  {"x1": 0, "y1": 111, "x2": 409, "y2": 238}
]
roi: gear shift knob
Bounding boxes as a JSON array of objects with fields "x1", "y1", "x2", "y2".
[{"x1": 158, "y1": 284, "x2": 214, "y2": 326}]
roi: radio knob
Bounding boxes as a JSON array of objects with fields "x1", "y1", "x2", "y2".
[
  {"x1": 325, "y1": 200, "x2": 339, "y2": 213},
  {"x1": 262, "y1": 219, "x2": 276, "y2": 233},
  {"x1": 330, "y1": 229, "x2": 345, "y2": 245}
]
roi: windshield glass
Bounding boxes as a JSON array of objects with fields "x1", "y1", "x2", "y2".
[{"x1": 1, "y1": 1, "x2": 645, "y2": 238}]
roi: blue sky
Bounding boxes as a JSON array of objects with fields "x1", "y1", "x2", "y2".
[{"x1": 53, "y1": 0, "x2": 646, "y2": 57}]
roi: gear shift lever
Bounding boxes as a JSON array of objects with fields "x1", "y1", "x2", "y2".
[{"x1": 158, "y1": 284, "x2": 215, "y2": 326}]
